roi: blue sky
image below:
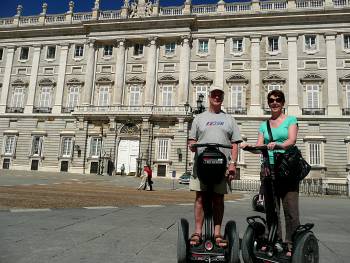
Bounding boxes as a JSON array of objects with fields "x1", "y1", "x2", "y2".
[{"x1": 0, "y1": 0, "x2": 225, "y2": 18}]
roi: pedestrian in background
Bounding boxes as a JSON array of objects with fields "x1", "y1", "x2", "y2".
[
  {"x1": 143, "y1": 165, "x2": 153, "y2": 191},
  {"x1": 137, "y1": 165, "x2": 148, "y2": 190}
]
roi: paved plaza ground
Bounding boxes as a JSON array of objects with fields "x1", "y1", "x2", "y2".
[{"x1": 0, "y1": 170, "x2": 349, "y2": 263}]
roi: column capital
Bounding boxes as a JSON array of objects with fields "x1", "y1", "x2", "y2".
[
  {"x1": 114, "y1": 38, "x2": 126, "y2": 47},
  {"x1": 6, "y1": 45, "x2": 16, "y2": 51},
  {"x1": 215, "y1": 36, "x2": 226, "y2": 43},
  {"x1": 60, "y1": 43, "x2": 70, "y2": 50},
  {"x1": 147, "y1": 36, "x2": 158, "y2": 46},
  {"x1": 33, "y1": 44, "x2": 42, "y2": 50},
  {"x1": 325, "y1": 32, "x2": 337, "y2": 40},
  {"x1": 287, "y1": 34, "x2": 298, "y2": 42},
  {"x1": 250, "y1": 35, "x2": 261, "y2": 42},
  {"x1": 86, "y1": 38, "x2": 97, "y2": 48},
  {"x1": 181, "y1": 35, "x2": 192, "y2": 44}
]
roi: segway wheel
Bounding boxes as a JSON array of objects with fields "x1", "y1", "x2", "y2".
[
  {"x1": 241, "y1": 225, "x2": 263, "y2": 263},
  {"x1": 177, "y1": 218, "x2": 189, "y2": 263},
  {"x1": 224, "y1": 220, "x2": 240, "y2": 263},
  {"x1": 292, "y1": 232, "x2": 319, "y2": 263}
]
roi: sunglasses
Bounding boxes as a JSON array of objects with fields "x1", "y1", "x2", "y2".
[{"x1": 268, "y1": 97, "x2": 283, "y2": 104}]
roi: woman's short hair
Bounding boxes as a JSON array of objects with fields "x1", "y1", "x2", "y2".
[{"x1": 267, "y1": 89, "x2": 285, "y2": 104}]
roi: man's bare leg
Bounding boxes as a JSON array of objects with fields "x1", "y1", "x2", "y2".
[{"x1": 191, "y1": 191, "x2": 204, "y2": 245}]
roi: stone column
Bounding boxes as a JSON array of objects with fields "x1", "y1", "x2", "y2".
[
  {"x1": 215, "y1": 37, "x2": 225, "y2": 88},
  {"x1": 24, "y1": 45, "x2": 42, "y2": 114},
  {"x1": 144, "y1": 37, "x2": 158, "y2": 106},
  {"x1": 0, "y1": 46, "x2": 15, "y2": 113},
  {"x1": 178, "y1": 35, "x2": 191, "y2": 106},
  {"x1": 326, "y1": 33, "x2": 341, "y2": 115},
  {"x1": 248, "y1": 35, "x2": 262, "y2": 115},
  {"x1": 82, "y1": 39, "x2": 96, "y2": 105},
  {"x1": 287, "y1": 34, "x2": 301, "y2": 115},
  {"x1": 52, "y1": 44, "x2": 69, "y2": 114},
  {"x1": 113, "y1": 39, "x2": 126, "y2": 106}
]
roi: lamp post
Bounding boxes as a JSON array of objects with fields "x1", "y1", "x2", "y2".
[
  {"x1": 184, "y1": 102, "x2": 191, "y2": 173},
  {"x1": 196, "y1": 93, "x2": 205, "y2": 114}
]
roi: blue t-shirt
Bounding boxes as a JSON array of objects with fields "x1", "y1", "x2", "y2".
[{"x1": 258, "y1": 115, "x2": 298, "y2": 164}]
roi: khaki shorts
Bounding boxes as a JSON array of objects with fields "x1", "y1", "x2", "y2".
[{"x1": 189, "y1": 175, "x2": 229, "y2": 195}]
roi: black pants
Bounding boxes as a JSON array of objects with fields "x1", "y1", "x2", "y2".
[
  {"x1": 264, "y1": 177, "x2": 300, "y2": 243},
  {"x1": 143, "y1": 177, "x2": 153, "y2": 190}
]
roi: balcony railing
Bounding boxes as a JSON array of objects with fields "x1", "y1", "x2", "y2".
[
  {"x1": 61, "y1": 107, "x2": 75, "y2": 113},
  {"x1": 342, "y1": 108, "x2": 350, "y2": 115},
  {"x1": 74, "y1": 105, "x2": 187, "y2": 115},
  {"x1": 6, "y1": 107, "x2": 24, "y2": 113},
  {"x1": 302, "y1": 108, "x2": 326, "y2": 115},
  {"x1": 33, "y1": 107, "x2": 52, "y2": 113},
  {"x1": 226, "y1": 107, "x2": 247, "y2": 115},
  {"x1": 263, "y1": 108, "x2": 286, "y2": 115}
]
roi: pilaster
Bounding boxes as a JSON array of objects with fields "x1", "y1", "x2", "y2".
[
  {"x1": 325, "y1": 33, "x2": 341, "y2": 115},
  {"x1": 52, "y1": 44, "x2": 69, "y2": 114},
  {"x1": 24, "y1": 45, "x2": 42, "y2": 114},
  {"x1": 113, "y1": 39, "x2": 126, "y2": 106},
  {"x1": 215, "y1": 37, "x2": 225, "y2": 88},
  {"x1": 144, "y1": 37, "x2": 158, "y2": 106},
  {"x1": 178, "y1": 35, "x2": 191, "y2": 106},
  {"x1": 0, "y1": 46, "x2": 16, "y2": 113},
  {"x1": 287, "y1": 34, "x2": 301, "y2": 115},
  {"x1": 248, "y1": 35, "x2": 263, "y2": 115},
  {"x1": 82, "y1": 39, "x2": 96, "y2": 105}
]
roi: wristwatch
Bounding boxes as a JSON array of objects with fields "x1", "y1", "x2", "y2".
[{"x1": 229, "y1": 160, "x2": 237, "y2": 165}]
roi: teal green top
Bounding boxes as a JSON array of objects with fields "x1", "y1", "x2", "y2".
[{"x1": 258, "y1": 115, "x2": 298, "y2": 164}]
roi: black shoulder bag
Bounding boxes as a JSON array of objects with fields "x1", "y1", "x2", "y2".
[{"x1": 266, "y1": 120, "x2": 311, "y2": 182}]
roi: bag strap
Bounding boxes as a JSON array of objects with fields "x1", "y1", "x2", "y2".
[{"x1": 266, "y1": 120, "x2": 274, "y2": 143}]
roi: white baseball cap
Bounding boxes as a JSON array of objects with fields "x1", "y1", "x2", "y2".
[{"x1": 209, "y1": 86, "x2": 224, "y2": 94}]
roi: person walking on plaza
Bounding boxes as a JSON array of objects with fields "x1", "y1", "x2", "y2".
[
  {"x1": 143, "y1": 165, "x2": 153, "y2": 191},
  {"x1": 188, "y1": 86, "x2": 242, "y2": 247},
  {"x1": 137, "y1": 165, "x2": 148, "y2": 190},
  {"x1": 241, "y1": 89, "x2": 300, "y2": 257},
  {"x1": 120, "y1": 163, "x2": 125, "y2": 176}
]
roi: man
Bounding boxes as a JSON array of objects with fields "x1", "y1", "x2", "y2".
[{"x1": 188, "y1": 86, "x2": 242, "y2": 247}]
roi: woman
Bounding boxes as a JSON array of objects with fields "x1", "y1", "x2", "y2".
[{"x1": 243, "y1": 89, "x2": 299, "y2": 256}]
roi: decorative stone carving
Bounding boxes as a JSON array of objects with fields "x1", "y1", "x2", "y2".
[
  {"x1": 129, "y1": 0, "x2": 154, "y2": 18},
  {"x1": 226, "y1": 74, "x2": 249, "y2": 84}
]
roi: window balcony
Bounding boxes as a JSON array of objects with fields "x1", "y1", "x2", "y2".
[
  {"x1": 263, "y1": 108, "x2": 286, "y2": 115},
  {"x1": 6, "y1": 106, "x2": 24, "y2": 113},
  {"x1": 61, "y1": 107, "x2": 75, "y2": 113},
  {"x1": 33, "y1": 107, "x2": 52, "y2": 113},
  {"x1": 226, "y1": 107, "x2": 247, "y2": 115},
  {"x1": 342, "y1": 108, "x2": 350, "y2": 115},
  {"x1": 302, "y1": 108, "x2": 325, "y2": 115}
]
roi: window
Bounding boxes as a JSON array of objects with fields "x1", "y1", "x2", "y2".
[
  {"x1": 11, "y1": 87, "x2": 25, "y2": 108},
  {"x1": 268, "y1": 36, "x2": 279, "y2": 52},
  {"x1": 0, "y1": 48, "x2": 3, "y2": 60},
  {"x1": 344, "y1": 35, "x2": 350, "y2": 50},
  {"x1": 309, "y1": 142, "x2": 321, "y2": 166},
  {"x1": 67, "y1": 86, "x2": 79, "y2": 108},
  {"x1": 231, "y1": 85, "x2": 243, "y2": 108},
  {"x1": 162, "y1": 85, "x2": 173, "y2": 106},
  {"x1": 198, "y1": 40, "x2": 209, "y2": 54},
  {"x1": 90, "y1": 137, "x2": 102, "y2": 158},
  {"x1": 306, "y1": 85, "x2": 319, "y2": 108},
  {"x1": 31, "y1": 136, "x2": 43, "y2": 156},
  {"x1": 4, "y1": 135, "x2": 16, "y2": 155},
  {"x1": 165, "y1": 43, "x2": 176, "y2": 55},
  {"x1": 195, "y1": 85, "x2": 208, "y2": 105},
  {"x1": 61, "y1": 137, "x2": 73, "y2": 158},
  {"x1": 129, "y1": 86, "x2": 140, "y2": 106},
  {"x1": 305, "y1": 35, "x2": 317, "y2": 51},
  {"x1": 133, "y1": 44, "x2": 143, "y2": 56},
  {"x1": 232, "y1": 38, "x2": 243, "y2": 53},
  {"x1": 103, "y1": 45, "x2": 113, "y2": 57},
  {"x1": 46, "y1": 46, "x2": 56, "y2": 59},
  {"x1": 39, "y1": 87, "x2": 52, "y2": 108},
  {"x1": 98, "y1": 86, "x2": 109, "y2": 106},
  {"x1": 20, "y1": 47, "x2": 29, "y2": 60},
  {"x1": 157, "y1": 138, "x2": 170, "y2": 160},
  {"x1": 267, "y1": 84, "x2": 281, "y2": 93},
  {"x1": 74, "y1": 45, "x2": 84, "y2": 58}
]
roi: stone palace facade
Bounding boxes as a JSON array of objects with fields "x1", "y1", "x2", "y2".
[{"x1": 0, "y1": 0, "x2": 350, "y2": 182}]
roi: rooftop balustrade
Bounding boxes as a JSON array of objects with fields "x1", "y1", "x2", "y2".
[{"x1": 1, "y1": 0, "x2": 349, "y2": 28}]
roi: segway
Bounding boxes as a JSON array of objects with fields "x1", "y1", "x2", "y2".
[
  {"x1": 177, "y1": 143, "x2": 240, "y2": 263},
  {"x1": 241, "y1": 145, "x2": 319, "y2": 263}
]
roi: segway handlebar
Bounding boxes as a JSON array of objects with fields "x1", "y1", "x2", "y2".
[
  {"x1": 242, "y1": 144, "x2": 284, "y2": 153},
  {"x1": 191, "y1": 143, "x2": 232, "y2": 149}
]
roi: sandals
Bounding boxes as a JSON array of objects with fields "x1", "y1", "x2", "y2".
[
  {"x1": 214, "y1": 235, "x2": 228, "y2": 248},
  {"x1": 189, "y1": 233, "x2": 202, "y2": 246}
]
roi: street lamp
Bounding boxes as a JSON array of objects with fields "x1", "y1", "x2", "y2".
[{"x1": 196, "y1": 94, "x2": 205, "y2": 114}]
